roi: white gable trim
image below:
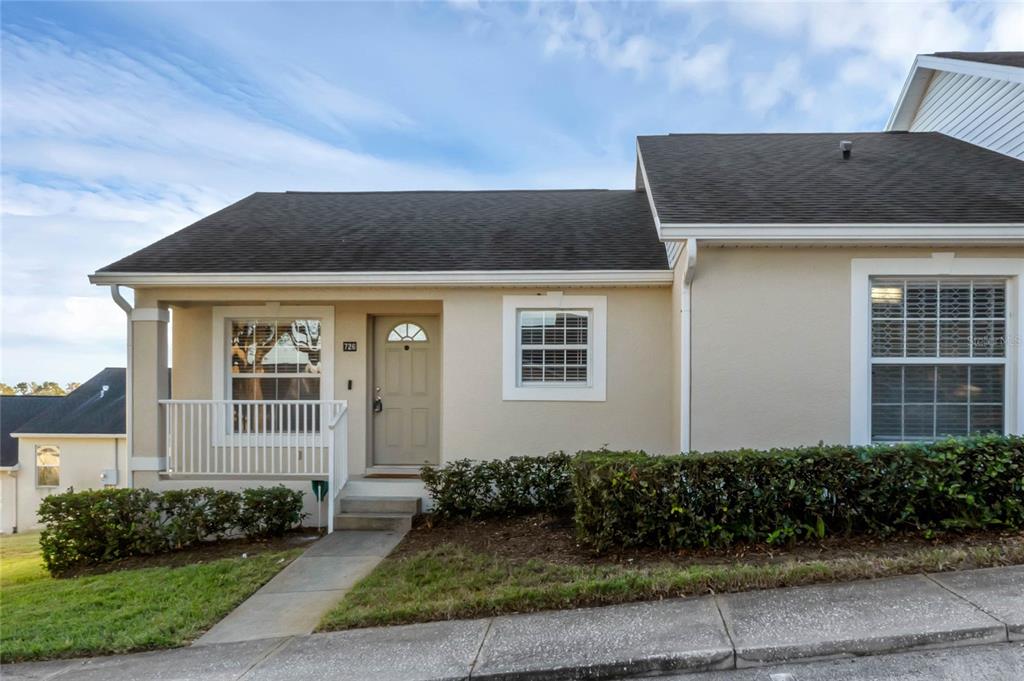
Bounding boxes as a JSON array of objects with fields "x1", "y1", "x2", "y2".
[
  {"x1": 635, "y1": 143, "x2": 663, "y2": 237},
  {"x1": 887, "y1": 55, "x2": 1024, "y2": 131}
]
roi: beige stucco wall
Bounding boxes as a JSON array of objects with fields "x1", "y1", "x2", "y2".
[
  {"x1": 689, "y1": 246, "x2": 1023, "y2": 452},
  {"x1": 148, "y1": 285, "x2": 674, "y2": 479},
  {"x1": 0, "y1": 436, "x2": 126, "y2": 532}
]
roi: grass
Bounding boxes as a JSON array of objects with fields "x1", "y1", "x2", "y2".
[
  {"x1": 0, "y1": 532, "x2": 302, "y2": 663},
  {"x1": 319, "y1": 537, "x2": 1024, "y2": 631}
]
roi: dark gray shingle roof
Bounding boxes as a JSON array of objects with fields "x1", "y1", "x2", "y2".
[
  {"x1": 15, "y1": 369, "x2": 126, "y2": 437},
  {"x1": 930, "y1": 52, "x2": 1024, "y2": 68},
  {"x1": 1, "y1": 396, "x2": 61, "y2": 467},
  {"x1": 98, "y1": 190, "x2": 668, "y2": 273},
  {"x1": 638, "y1": 132, "x2": 1024, "y2": 224}
]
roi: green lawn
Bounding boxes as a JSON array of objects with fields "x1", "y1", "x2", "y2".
[
  {"x1": 0, "y1": 532, "x2": 302, "y2": 663},
  {"x1": 319, "y1": 539, "x2": 1024, "y2": 631}
]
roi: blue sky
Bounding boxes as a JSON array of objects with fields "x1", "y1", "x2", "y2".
[{"x1": 1, "y1": 1, "x2": 1019, "y2": 384}]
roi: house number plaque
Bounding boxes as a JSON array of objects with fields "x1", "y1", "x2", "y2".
[{"x1": 343, "y1": 341, "x2": 357, "y2": 352}]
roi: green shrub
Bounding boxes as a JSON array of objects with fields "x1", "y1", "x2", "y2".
[
  {"x1": 237, "y1": 486, "x2": 306, "y2": 539},
  {"x1": 38, "y1": 488, "x2": 165, "y2": 573},
  {"x1": 572, "y1": 435, "x2": 1024, "y2": 551},
  {"x1": 37, "y1": 485, "x2": 306, "y2": 574},
  {"x1": 421, "y1": 452, "x2": 573, "y2": 519},
  {"x1": 159, "y1": 488, "x2": 240, "y2": 548}
]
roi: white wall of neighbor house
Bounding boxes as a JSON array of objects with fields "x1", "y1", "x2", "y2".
[
  {"x1": 143, "y1": 285, "x2": 674, "y2": 484},
  {"x1": 0, "y1": 474, "x2": 16, "y2": 534},
  {"x1": 1, "y1": 436, "x2": 127, "y2": 532},
  {"x1": 907, "y1": 70, "x2": 1024, "y2": 159},
  {"x1": 688, "y1": 246, "x2": 1024, "y2": 452}
]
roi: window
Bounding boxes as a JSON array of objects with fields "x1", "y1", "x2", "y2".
[
  {"x1": 869, "y1": 277, "x2": 1006, "y2": 441},
  {"x1": 502, "y1": 294, "x2": 606, "y2": 401},
  {"x1": 518, "y1": 310, "x2": 589, "y2": 384},
  {"x1": 230, "y1": 319, "x2": 322, "y2": 401},
  {"x1": 388, "y1": 322, "x2": 428, "y2": 342},
  {"x1": 36, "y1": 445, "x2": 59, "y2": 487}
]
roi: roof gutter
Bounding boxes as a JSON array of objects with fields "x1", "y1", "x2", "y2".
[
  {"x1": 109, "y1": 285, "x2": 134, "y2": 489},
  {"x1": 658, "y1": 223, "x2": 1024, "y2": 242},
  {"x1": 89, "y1": 269, "x2": 674, "y2": 288}
]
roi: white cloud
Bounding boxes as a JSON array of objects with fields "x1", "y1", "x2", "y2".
[
  {"x1": 988, "y1": 3, "x2": 1024, "y2": 51},
  {"x1": 742, "y1": 55, "x2": 810, "y2": 114},
  {"x1": 667, "y1": 42, "x2": 731, "y2": 92},
  {"x1": 537, "y1": 3, "x2": 660, "y2": 77}
]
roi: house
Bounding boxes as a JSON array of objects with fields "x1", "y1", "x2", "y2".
[
  {"x1": 0, "y1": 368, "x2": 128, "y2": 533},
  {"x1": 887, "y1": 52, "x2": 1024, "y2": 159},
  {"x1": 88, "y1": 52, "x2": 1024, "y2": 528}
]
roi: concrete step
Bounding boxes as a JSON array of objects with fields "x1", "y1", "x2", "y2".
[
  {"x1": 334, "y1": 512, "x2": 413, "y2": 532},
  {"x1": 338, "y1": 496, "x2": 421, "y2": 515}
]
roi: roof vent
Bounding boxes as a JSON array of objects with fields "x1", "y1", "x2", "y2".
[
  {"x1": 840, "y1": 140, "x2": 853, "y2": 160},
  {"x1": 100, "y1": 385, "x2": 109, "y2": 398}
]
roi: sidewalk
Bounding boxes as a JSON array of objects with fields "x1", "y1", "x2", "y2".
[
  {"x1": 5, "y1": 565, "x2": 1022, "y2": 681},
  {"x1": 195, "y1": 529, "x2": 405, "y2": 644}
]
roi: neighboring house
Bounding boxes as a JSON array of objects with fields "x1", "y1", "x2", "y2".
[
  {"x1": 87, "y1": 52, "x2": 1024, "y2": 526},
  {"x1": 887, "y1": 52, "x2": 1024, "y2": 159},
  {"x1": 0, "y1": 369, "x2": 128, "y2": 533},
  {"x1": 1, "y1": 394, "x2": 62, "y2": 533}
]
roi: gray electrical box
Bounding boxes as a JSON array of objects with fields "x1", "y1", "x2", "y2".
[{"x1": 100, "y1": 469, "x2": 118, "y2": 486}]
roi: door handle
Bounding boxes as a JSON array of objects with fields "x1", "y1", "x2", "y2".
[{"x1": 373, "y1": 386, "x2": 383, "y2": 414}]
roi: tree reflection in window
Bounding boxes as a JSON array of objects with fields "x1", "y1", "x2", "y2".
[{"x1": 387, "y1": 322, "x2": 428, "y2": 342}]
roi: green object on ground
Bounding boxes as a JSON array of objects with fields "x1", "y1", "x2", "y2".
[
  {"x1": 318, "y1": 539, "x2": 1024, "y2": 632},
  {"x1": 0, "y1": 532, "x2": 302, "y2": 663},
  {"x1": 311, "y1": 479, "x2": 329, "y2": 502}
]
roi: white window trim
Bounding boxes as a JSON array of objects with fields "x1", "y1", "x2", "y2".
[
  {"x1": 502, "y1": 293, "x2": 607, "y2": 402},
  {"x1": 850, "y1": 255, "x2": 1024, "y2": 444},
  {"x1": 212, "y1": 305, "x2": 335, "y2": 402},
  {"x1": 35, "y1": 444, "x2": 60, "y2": 489}
]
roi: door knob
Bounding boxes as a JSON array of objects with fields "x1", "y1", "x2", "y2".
[{"x1": 373, "y1": 386, "x2": 383, "y2": 414}]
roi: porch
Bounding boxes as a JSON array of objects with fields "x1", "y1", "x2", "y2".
[{"x1": 159, "y1": 399, "x2": 351, "y2": 531}]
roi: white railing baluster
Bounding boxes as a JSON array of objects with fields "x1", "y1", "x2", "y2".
[{"x1": 156, "y1": 399, "x2": 347, "y2": 485}]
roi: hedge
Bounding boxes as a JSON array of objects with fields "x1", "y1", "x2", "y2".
[
  {"x1": 421, "y1": 452, "x2": 573, "y2": 519},
  {"x1": 572, "y1": 435, "x2": 1024, "y2": 551},
  {"x1": 37, "y1": 485, "x2": 306, "y2": 574}
]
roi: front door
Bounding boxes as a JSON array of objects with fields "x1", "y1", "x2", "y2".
[{"x1": 372, "y1": 316, "x2": 440, "y2": 466}]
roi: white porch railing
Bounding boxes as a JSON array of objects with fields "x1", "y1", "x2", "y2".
[{"x1": 159, "y1": 399, "x2": 349, "y2": 533}]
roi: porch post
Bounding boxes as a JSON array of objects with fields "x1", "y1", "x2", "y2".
[{"x1": 130, "y1": 305, "x2": 170, "y2": 477}]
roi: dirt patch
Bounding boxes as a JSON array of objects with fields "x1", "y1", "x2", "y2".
[
  {"x1": 62, "y1": 529, "x2": 321, "y2": 577},
  {"x1": 395, "y1": 513, "x2": 1024, "y2": 568}
]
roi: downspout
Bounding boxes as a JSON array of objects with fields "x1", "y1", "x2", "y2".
[
  {"x1": 680, "y1": 238, "x2": 697, "y2": 453},
  {"x1": 12, "y1": 469, "x2": 18, "y2": 534},
  {"x1": 109, "y1": 285, "x2": 134, "y2": 489}
]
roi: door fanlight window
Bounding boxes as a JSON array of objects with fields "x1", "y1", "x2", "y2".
[{"x1": 387, "y1": 322, "x2": 428, "y2": 342}]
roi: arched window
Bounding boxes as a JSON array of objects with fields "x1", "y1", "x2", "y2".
[{"x1": 387, "y1": 322, "x2": 428, "y2": 342}]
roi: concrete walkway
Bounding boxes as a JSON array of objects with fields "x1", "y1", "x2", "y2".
[
  {"x1": 195, "y1": 530, "x2": 404, "y2": 645},
  {"x1": 5, "y1": 565, "x2": 1022, "y2": 681}
]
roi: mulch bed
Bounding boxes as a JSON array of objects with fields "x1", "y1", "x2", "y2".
[
  {"x1": 62, "y1": 529, "x2": 322, "y2": 577},
  {"x1": 396, "y1": 513, "x2": 1024, "y2": 568}
]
